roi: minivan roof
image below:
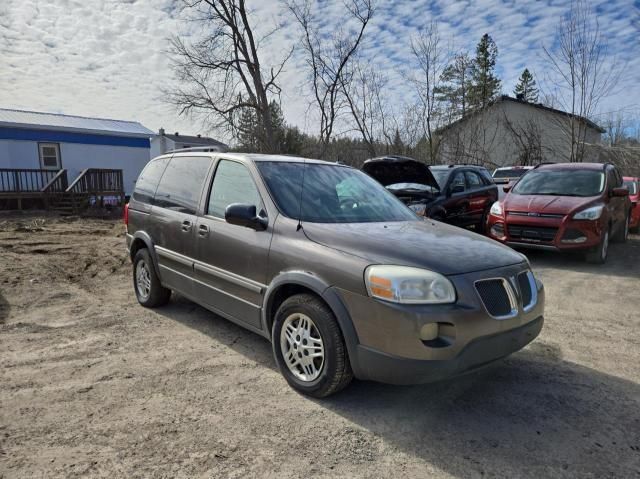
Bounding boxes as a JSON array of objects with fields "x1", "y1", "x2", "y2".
[{"x1": 167, "y1": 151, "x2": 338, "y2": 166}]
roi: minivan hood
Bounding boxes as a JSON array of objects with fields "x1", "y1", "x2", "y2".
[
  {"x1": 362, "y1": 158, "x2": 440, "y2": 191},
  {"x1": 504, "y1": 194, "x2": 599, "y2": 215},
  {"x1": 302, "y1": 220, "x2": 525, "y2": 275}
]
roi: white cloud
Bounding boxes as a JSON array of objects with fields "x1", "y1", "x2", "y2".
[{"x1": 0, "y1": 0, "x2": 637, "y2": 142}]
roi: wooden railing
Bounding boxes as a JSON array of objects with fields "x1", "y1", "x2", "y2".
[
  {"x1": 66, "y1": 168, "x2": 124, "y2": 195},
  {"x1": 0, "y1": 168, "x2": 61, "y2": 193},
  {"x1": 41, "y1": 169, "x2": 68, "y2": 193}
]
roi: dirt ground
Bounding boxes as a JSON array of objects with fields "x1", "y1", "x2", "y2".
[{"x1": 0, "y1": 214, "x2": 639, "y2": 478}]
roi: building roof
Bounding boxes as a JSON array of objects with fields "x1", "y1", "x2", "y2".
[
  {"x1": 0, "y1": 108, "x2": 154, "y2": 137},
  {"x1": 164, "y1": 132, "x2": 227, "y2": 148},
  {"x1": 435, "y1": 95, "x2": 606, "y2": 135}
]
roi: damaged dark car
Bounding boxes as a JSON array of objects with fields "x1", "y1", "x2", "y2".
[{"x1": 362, "y1": 156, "x2": 498, "y2": 231}]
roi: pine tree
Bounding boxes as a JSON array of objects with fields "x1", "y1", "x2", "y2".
[
  {"x1": 434, "y1": 53, "x2": 474, "y2": 120},
  {"x1": 236, "y1": 107, "x2": 258, "y2": 151},
  {"x1": 469, "y1": 34, "x2": 501, "y2": 110},
  {"x1": 391, "y1": 129, "x2": 404, "y2": 155},
  {"x1": 268, "y1": 100, "x2": 287, "y2": 152},
  {"x1": 513, "y1": 68, "x2": 539, "y2": 103}
]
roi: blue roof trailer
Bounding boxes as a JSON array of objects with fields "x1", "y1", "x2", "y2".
[{"x1": 0, "y1": 108, "x2": 154, "y2": 195}]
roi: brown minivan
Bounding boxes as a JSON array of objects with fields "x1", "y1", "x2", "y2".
[{"x1": 126, "y1": 152, "x2": 544, "y2": 397}]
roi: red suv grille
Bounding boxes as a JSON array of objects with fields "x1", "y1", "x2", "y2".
[{"x1": 507, "y1": 224, "x2": 558, "y2": 243}]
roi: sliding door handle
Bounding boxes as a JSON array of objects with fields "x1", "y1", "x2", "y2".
[{"x1": 198, "y1": 224, "x2": 209, "y2": 237}]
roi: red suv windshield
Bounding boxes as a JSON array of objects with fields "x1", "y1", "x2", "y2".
[{"x1": 512, "y1": 169, "x2": 604, "y2": 197}]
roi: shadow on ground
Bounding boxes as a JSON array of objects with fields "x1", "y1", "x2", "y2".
[
  {"x1": 159, "y1": 295, "x2": 640, "y2": 478},
  {"x1": 522, "y1": 235, "x2": 640, "y2": 280},
  {"x1": 0, "y1": 290, "x2": 9, "y2": 324}
]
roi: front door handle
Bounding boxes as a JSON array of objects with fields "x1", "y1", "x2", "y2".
[
  {"x1": 181, "y1": 220, "x2": 192, "y2": 232},
  {"x1": 198, "y1": 224, "x2": 209, "y2": 237}
]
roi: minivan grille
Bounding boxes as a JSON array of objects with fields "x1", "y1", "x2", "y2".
[
  {"x1": 507, "y1": 224, "x2": 558, "y2": 243},
  {"x1": 475, "y1": 279, "x2": 515, "y2": 318}
]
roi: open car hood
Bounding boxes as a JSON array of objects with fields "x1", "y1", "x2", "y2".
[{"x1": 362, "y1": 157, "x2": 440, "y2": 191}]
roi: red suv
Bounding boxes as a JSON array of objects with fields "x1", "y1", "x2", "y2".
[
  {"x1": 623, "y1": 176, "x2": 639, "y2": 232},
  {"x1": 487, "y1": 163, "x2": 631, "y2": 263}
]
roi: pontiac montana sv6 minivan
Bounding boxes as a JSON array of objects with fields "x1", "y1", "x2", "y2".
[{"x1": 125, "y1": 153, "x2": 544, "y2": 397}]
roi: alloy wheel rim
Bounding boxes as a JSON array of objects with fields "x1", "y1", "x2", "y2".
[
  {"x1": 602, "y1": 231, "x2": 609, "y2": 260},
  {"x1": 136, "y1": 260, "x2": 151, "y2": 300},
  {"x1": 280, "y1": 313, "x2": 324, "y2": 382}
]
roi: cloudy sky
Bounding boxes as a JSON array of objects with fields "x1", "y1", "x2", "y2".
[{"x1": 0, "y1": 0, "x2": 638, "y2": 142}]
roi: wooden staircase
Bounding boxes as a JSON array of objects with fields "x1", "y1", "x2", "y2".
[{"x1": 49, "y1": 192, "x2": 91, "y2": 216}]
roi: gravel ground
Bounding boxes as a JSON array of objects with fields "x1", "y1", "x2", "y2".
[{"x1": 1, "y1": 214, "x2": 639, "y2": 478}]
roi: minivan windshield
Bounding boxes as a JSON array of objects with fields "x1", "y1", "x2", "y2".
[
  {"x1": 257, "y1": 162, "x2": 418, "y2": 223},
  {"x1": 512, "y1": 169, "x2": 605, "y2": 197}
]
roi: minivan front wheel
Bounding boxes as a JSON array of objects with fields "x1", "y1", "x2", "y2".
[
  {"x1": 272, "y1": 294, "x2": 353, "y2": 398},
  {"x1": 133, "y1": 249, "x2": 171, "y2": 307}
]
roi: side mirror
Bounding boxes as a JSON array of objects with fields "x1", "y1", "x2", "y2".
[
  {"x1": 611, "y1": 187, "x2": 629, "y2": 198},
  {"x1": 225, "y1": 203, "x2": 268, "y2": 230},
  {"x1": 503, "y1": 182, "x2": 513, "y2": 193}
]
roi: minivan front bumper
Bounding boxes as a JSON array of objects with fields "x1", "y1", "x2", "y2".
[
  {"x1": 354, "y1": 316, "x2": 543, "y2": 384},
  {"x1": 335, "y1": 261, "x2": 544, "y2": 384}
]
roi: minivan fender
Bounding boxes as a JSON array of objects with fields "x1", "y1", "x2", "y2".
[
  {"x1": 128, "y1": 231, "x2": 161, "y2": 272},
  {"x1": 262, "y1": 272, "x2": 363, "y2": 376}
]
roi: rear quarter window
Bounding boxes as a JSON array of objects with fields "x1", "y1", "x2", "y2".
[
  {"x1": 154, "y1": 156, "x2": 213, "y2": 214},
  {"x1": 132, "y1": 157, "x2": 169, "y2": 204}
]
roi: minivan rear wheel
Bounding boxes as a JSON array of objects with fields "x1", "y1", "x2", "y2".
[
  {"x1": 133, "y1": 249, "x2": 171, "y2": 307},
  {"x1": 272, "y1": 294, "x2": 353, "y2": 398}
]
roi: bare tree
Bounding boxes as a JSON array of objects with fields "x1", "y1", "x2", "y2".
[
  {"x1": 166, "y1": 0, "x2": 293, "y2": 152},
  {"x1": 543, "y1": 0, "x2": 622, "y2": 161},
  {"x1": 410, "y1": 22, "x2": 449, "y2": 162},
  {"x1": 340, "y1": 61, "x2": 389, "y2": 157},
  {"x1": 601, "y1": 111, "x2": 630, "y2": 147},
  {"x1": 501, "y1": 114, "x2": 545, "y2": 165},
  {"x1": 438, "y1": 114, "x2": 500, "y2": 167},
  {"x1": 287, "y1": 0, "x2": 374, "y2": 158}
]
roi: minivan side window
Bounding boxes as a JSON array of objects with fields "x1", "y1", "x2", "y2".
[
  {"x1": 132, "y1": 157, "x2": 169, "y2": 204},
  {"x1": 207, "y1": 160, "x2": 263, "y2": 218},
  {"x1": 154, "y1": 156, "x2": 213, "y2": 214}
]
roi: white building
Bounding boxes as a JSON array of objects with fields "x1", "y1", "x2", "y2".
[
  {"x1": 150, "y1": 128, "x2": 227, "y2": 158},
  {"x1": 436, "y1": 95, "x2": 605, "y2": 167},
  {"x1": 0, "y1": 108, "x2": 154, "y2": 195}
]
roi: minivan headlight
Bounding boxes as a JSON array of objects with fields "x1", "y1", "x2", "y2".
[
  {"x1": 490, "y1": 201, "x2": 503, "y2": 216},
  {"x1": 573, "y1": 204, "x2": 604, "y2": 220},
  {"x1": 365, "y1": 265, "x2": 456, "y2": 304}
]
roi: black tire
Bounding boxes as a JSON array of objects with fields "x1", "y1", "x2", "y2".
[
  {"x1": 272, "y1": 294, "x2": 353, "y2": 398},
  {"x1": 133, "y1": 248, "x2": 171, "y2": 307},
  {"x1": 585, "y1": 228, "x2": 609, "y2": 264},
  {"x1": 479, "y1": 206, "x2": 491, "y2": 234},
  {"x1": 612, "y1": 215, "x2": 629, "y2": 243}
]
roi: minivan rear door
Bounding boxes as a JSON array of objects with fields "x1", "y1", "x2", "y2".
[
  {"x1": 192, "y1": 159, "x2": 272, "y2": 330},
  {"x1": 150, "y1": 155, "x2": 214, "y2": 297}
]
